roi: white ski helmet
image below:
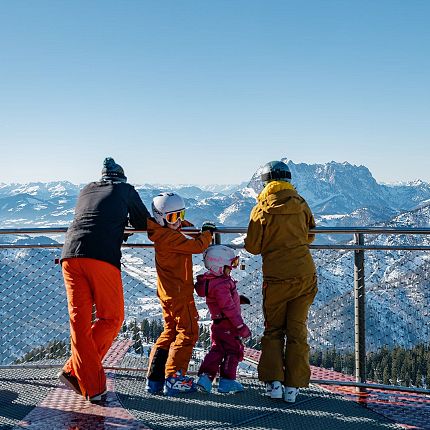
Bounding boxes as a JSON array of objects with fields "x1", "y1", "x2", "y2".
[
  {"x1": 152, "y1": 192, "x2": 186, "y2": 226},
  {"x1": 203, "y1": 245, "x2": 239, "y2": 276}
]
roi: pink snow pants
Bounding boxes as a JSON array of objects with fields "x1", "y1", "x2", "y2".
[{"x1": 198, "y1": 319, "x2": 244, "y2": 381}]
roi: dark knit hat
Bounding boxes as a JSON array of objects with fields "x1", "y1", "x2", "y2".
[{"x1": 101, "y1": 157, "x2": 127, "y2": 182}]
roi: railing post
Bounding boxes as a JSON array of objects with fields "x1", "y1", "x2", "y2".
[
  {"x1": 354, "y1": 233, "x2": 366, "y2": 393},
  {"x1": 214, "y1": 231, "x2": 221, "y2": 244}
]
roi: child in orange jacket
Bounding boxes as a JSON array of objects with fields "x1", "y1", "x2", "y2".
[{"x1": 145, "y1": 192, "x2": 213, "y2": 395}]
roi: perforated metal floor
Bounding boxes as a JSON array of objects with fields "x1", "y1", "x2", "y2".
[
  {"x1": 114, "y1": 356, "x2": 401, "y2": 430},
  {"x1": 0, "y1": 367, "x2": 57, "y2": 430},
  {"x1": 2, "y1": 343, "x2": 428, "y2": 430}
]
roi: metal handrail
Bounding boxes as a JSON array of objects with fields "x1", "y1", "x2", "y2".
[
  {"x1": 2, "y1": 243, "x2": 430, "y2": 251},
  {"x1": 2, "y1": 226, "x2": 430, "y2": 252},
  {"x1": 2, "y1": 226, "x2": 430, "y2": 235}
]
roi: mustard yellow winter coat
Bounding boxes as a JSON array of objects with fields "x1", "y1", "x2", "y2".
[{"x1": 244, "y1": 181, "x2": 316, "y2": 281}]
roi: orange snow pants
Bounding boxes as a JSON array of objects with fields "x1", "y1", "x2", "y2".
[
  {"x1": 258, "y1": 274, "x2": 317, "y2": 387},
  {"x1": 149, "y1": 296, "x2": 199, "y2": 377},
  {"x1": 62, "y1": 258, "x2": 124, "y2": 398}
]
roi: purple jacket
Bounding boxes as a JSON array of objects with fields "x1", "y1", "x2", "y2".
[{"x1": 195, "y1": 272, "x2": 244, "y2": 328}]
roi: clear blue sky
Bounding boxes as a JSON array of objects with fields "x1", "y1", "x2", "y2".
[{"x1": 1, "y1": 0, "x2": 429, "y2": 185}]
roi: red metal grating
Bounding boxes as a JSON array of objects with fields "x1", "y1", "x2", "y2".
[
  {"x1": 18, "y1": 340, "x2": 151, "y2": 430},
  {"x1": 244, "y1": 349, "x2": 430, "y2": 430}
]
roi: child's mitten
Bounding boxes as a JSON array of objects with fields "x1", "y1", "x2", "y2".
[{"x1": 237, "y1": 324, "x2": 251, "y2": 339}]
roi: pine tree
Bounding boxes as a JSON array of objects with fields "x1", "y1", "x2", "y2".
[
  {"x1": 344, "y1": 352, "x2": 354, "y2": 375},
  {"x1": 141, "y1": 318, "x2": 150, "y2": 342},
  {"x1": 426, "y1": 361, "x2": 430, "y2": 390},
  {"x1": 382, "y1": 365, "x2": 390, "y2": 385},
  {"x1": 131, "y1": 320, "x2": 143, "y2": 355},
  {"x1": 149, "y1": 319, "x2": 158, "y2": 341},
  {"x1": 333, "y1": 353, "x2": 342, "y2": 373},
  {"x1": 322, "y1": 349, "x2": 334, "y2": 369},
  {"x1": 391, "y1": 347, "x2": 399, "y2": 384},
  {"x1": 316, "y1": 350, "x2": 323, "y2": 367},
  {"x1": 414, "y1": 371, "x2": 422, "y2": 388}
]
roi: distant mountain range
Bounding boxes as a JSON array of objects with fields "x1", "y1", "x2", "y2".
[
  {"x1": 2, "y1": 159, "x2": 430, "y2": 230},
  {"x1": 1, "y1": 160, "x2": 429, "y2": 364}
]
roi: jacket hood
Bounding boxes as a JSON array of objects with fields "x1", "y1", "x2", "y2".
[
  {"x1": 146, "y1": 218, "x2": 165, "y2": 242},
  {"x1": 257, "y1": 181, "x2": 304, "y2": 215},
  {"x1": 195, "y1": 272, "x2": 229, "y2": 297}
]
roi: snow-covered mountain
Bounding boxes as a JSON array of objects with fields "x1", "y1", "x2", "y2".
[
  {"x1": 0, "y1": 182, "x2": 80, "y2": 228},
  {"x1": 2, "y1": 160, "x2": 430, "y2": 230},
  {"x1": 1, "y1": 161, "x2": 429, "y2": 363},
  {"x1": 248, "y1": 160, "x2": 430, "y2": 227}
]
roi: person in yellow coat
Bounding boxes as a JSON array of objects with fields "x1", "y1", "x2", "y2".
[
  {"x1": 145, "y1": 192, "x2": 213, "y2": 395},
  {"x1": 244, "y1": 160, "x2": 317, "y2": 403}
]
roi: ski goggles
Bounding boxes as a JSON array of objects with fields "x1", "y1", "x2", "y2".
[
  {"x1": 165, "y1": 209, "x2": 186, "y2": 224},
  {"x1": 230, "y1": 256, "x2": 240, "y2": 268}
]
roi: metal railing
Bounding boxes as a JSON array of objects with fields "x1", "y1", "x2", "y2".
[{"x1": 1, "y1": 226, "x2": 430, "y2": 395}]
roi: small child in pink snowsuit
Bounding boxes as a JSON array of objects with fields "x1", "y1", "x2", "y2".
[{"x1": 195, "y1": 244, "x2": 251, "y2": 394}]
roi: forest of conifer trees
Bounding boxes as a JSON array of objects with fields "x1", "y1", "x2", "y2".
[{"x1": 310, "y1": 343, "x2": 430, "y2": 388}]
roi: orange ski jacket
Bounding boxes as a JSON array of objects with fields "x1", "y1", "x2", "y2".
[{"x1": 147, "y1": 219, "x2": 212, "y2": 300}]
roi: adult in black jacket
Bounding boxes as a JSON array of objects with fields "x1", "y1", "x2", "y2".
[{"x1": 59, "y1": 157, "x2": 150, "y2": 403}]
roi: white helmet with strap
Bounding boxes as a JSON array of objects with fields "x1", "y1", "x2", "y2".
[
  {"x1": 203, "y1": 245, "x2": 239, "y2": 276},
  {"x1": 151, "y1": 192, "x2": 185, "y2": 226}
]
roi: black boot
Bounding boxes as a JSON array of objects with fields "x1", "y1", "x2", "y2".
[{"x1": 146, "y1": 347, "x2": 169, "y2": 394}]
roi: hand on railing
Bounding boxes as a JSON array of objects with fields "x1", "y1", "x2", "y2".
[
  {"x1": 201, "y1": 221, "x2": 217, "y2": 234},
  {"x1": 123, "y1": 233, "x2": 134, "y2": 242}
]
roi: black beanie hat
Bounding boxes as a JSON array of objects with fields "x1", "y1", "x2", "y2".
[{"x1": 101, "y1": 157, "x2": 127, "y2": 182}]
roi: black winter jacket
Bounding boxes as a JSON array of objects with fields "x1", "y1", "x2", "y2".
[{"x1": 61, "y1": 181, "x2": 150, "y2": 269}]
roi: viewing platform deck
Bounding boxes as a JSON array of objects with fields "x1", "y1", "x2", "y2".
[
  {"x1": 1, "y1": 226, "x2": 430, "y2": 429},
  {"x1": 1, "y1": 341, "x2": 429, "y2": 430}
]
